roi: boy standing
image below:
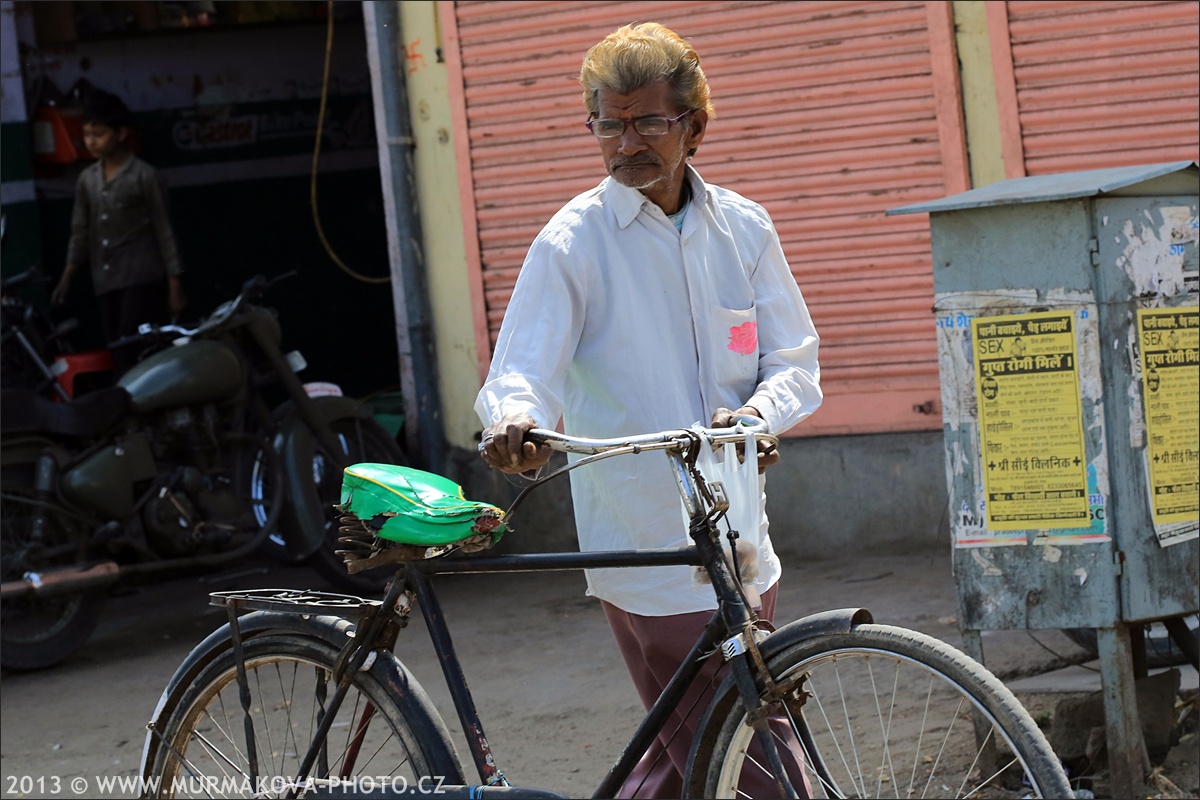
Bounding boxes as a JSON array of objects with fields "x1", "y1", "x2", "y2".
[{"x1": 52, "y1": 90, "x2": 186, "y2": 375}]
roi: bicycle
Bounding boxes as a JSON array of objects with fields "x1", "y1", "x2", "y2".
[{"x1": 139, "y1": 419, "x2": 1074, "y2": 799}]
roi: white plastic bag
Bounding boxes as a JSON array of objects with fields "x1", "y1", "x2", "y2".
[{"x1": 686, "y1": 425, "x2": 765, "y2": 607}]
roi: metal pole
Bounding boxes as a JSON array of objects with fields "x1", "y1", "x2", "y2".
[
  {"x1": 363, "y1": 1, "x2": 446, "y2": 472},
  {"x1": 1097, "y1": 625, "x2": 1151, "y2": 799}
]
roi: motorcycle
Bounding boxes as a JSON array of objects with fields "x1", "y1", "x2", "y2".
[
  {"x1": 0, "y1": 273, "x2": 405, "y2": 670},
  {"x1": 1, "y1": 267, "x2": 85, "y2": 401}
]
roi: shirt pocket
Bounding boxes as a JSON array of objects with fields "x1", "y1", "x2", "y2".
[{"x1": 711, "y1": 303, "x2": 759, "y2": 389}]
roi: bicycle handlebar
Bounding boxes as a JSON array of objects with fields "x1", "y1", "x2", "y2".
[
  {"x1": 526, "y1": 415, "x2": 775, "y2": 457},
  {"x1": 499, "y1": 416, "x2": 774, "y2": 523}
]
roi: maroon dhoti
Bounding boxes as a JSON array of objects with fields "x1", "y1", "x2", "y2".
[{"x1": 601, "y1": 585, "x2": 811, "y2": 799}]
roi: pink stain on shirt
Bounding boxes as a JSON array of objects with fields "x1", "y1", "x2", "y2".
[{"x1": 728, "y1": 322, "x2": 758, "y2": 355}]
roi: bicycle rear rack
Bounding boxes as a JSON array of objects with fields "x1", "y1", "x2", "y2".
[{"x1": 210, "y1": 588, "x2": 382, "y2": 619}]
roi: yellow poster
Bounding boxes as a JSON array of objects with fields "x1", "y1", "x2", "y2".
[
  {"x1": 1138, "y1": 307, "x2": 1200, "y2": 528},
  {"x1": 972, "y1": 311, "x2": 1090, "y2": 531}
]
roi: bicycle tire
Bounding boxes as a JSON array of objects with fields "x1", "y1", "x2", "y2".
[
  {"x1": 146, "y1": 634, "x2": 462, "y2": 799},
  {"x1": 690, "y1": 624, "x2": 1072, "y2": 799}
]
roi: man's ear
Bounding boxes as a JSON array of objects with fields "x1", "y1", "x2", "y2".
[
  {"x1": 117, "y1": 126, "x2": 130, "y2": 143},
  {"x1": 686, "y1": 109, "x2": 708, "y2": 158}
]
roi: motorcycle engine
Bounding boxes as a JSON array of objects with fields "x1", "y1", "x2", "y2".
[
  {"x1": 158, "y1": 404, "x2": 223, "y2": 454},
  {"x1": 142, "y1": 469, "x2": 204, "y2": 557},
  {"x1": 162, "y1": 406, "x2": 194, "y2": 434},
  {"x1": 144, "y1": 404, "x2": 249, "y2": 557}
]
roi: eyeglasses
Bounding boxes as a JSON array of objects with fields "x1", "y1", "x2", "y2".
[{"x1": 585, "y1": 110, "x2": 693, "y2": 139}]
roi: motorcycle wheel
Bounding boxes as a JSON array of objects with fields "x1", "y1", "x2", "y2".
[
  {"x1": 0, "y1": 463, "x2": 106, "y2": 671},
  {"x1": 212, "y1": 431, "x2": 286, "y2": 545},
  {"x1": 1063, "y1": 616, "x2": 1199, "y2": 668},
  {"x1": 306, "y1": 417, "x2": 407, "y2": 595}
]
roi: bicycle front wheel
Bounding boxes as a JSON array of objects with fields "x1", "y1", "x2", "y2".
[
  {"x1": 697, "y1": 624, "x2": 1071, "y2": 799},
  {"x1": 147, "y1": 634, "x2": 462, "y2": 798}
]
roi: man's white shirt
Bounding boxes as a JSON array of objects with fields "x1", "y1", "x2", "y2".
[{"x1": 476, "y1": 166, "x2": 822, "y2": 616}]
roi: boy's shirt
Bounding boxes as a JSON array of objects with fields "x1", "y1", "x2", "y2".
[{"x1": 66, "y1": 155, "x2": 183, "y2": 295}]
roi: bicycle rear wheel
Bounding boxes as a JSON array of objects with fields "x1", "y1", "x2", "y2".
[
  {"x1": 694, "y1": 624, "x2": 1072, "y2": 799},
  {"x1": 147, "y1": 634, "x2": 462, "y2": 798}
]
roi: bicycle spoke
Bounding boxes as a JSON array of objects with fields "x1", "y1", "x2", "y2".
[
  {"x1": 972, "y1": 754, "x2": 1024, "y2": 797},
  {"x1": 956, "y1": 724, "x2": 996, "y2": 798},
  {"x1": 278, "y1": 659, "x2": 306, "y2": 780},
  {"x1": 832, "y1": 658, "x2": 867, "y2": 795},
  {"x1": 198, "y1": 704, "x2": 248, "y2": 775},
  {"x1": 191, "y1": 730, "x2": 251, "y2": 784},
  {"x1": 920, "y1": 694, "x2": 965, "y2": 798},
  {"x1": 256, "y1": 662, "x2": 278, "y2": 777},
  {"x1": 704, "y1": 628, "x2": 1071, "y2": 799},
  {"x1": 162, "y1": 728, "x2": 239, "y2": 799},
  {"x1": 781, "y1": 695, "x2": 843, "y2": 799},
  {"x1": 862, "y1": 654, "x2": 900, "y2": 796},
  {"x1": 901, "y1": 673, "x2": 933, "y2": 797},
  {"x1": 807, "y1": 680, "x2": 862, "y2": 796},
  {"x1": 352, "y1": 722, "x2": 410, "y2": 778}
]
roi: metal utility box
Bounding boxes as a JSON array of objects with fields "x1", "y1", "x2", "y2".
[
  {"x1": 891, "y1": 161, "x2": 1197, "y2": 633},
  {"x1": 891, "y1": 161, "x2": 1198, "y2": 794}
]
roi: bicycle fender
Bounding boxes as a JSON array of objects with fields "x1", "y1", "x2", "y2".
[
  {"x1": 274, "y1": 395, "x2": 376, "y2": 559},
  {"x1": 760, "y1": 607, "x2": 875, "y2": 658},
  {"x1": 139, "y1": 610, "x2": 460, "y2": 787},
  {"x1": 680, "y1": 606, "x2": 873, "y2": 799}
]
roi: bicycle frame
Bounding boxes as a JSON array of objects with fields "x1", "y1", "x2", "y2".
[
  {"x1": 405, "y1": 546, "x2": 751, "y2": 798},
  {"x1": 217, "y1": 423, "x2": 802, "y2": 799}
]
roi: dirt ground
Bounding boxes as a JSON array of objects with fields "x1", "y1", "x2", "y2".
[{"x1": 1, "y1": 549, "x2": 1196, "y2": 799}]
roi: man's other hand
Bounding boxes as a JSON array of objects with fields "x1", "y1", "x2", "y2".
[{"x1": 710, "y1": 405, "x2": 779, "y2": 474}]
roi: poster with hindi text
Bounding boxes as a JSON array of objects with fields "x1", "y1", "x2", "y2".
[
  {"x1": 972, "y1": 311, "x2": 1091, "y2": 531},
  {"x1": 1137, "y1": 307, "x2": 1199, "y2": 540}
]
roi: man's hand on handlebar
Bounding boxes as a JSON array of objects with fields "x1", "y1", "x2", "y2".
[
  {"x1": 479, "y1": 413, "x2": 554, "y2": 476},
  {"x1": 711, "y1": 406, "x2": 780, "y2": 474}
]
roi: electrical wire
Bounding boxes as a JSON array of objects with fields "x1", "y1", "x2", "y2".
[
  {"x1": 1025, "y1": 630, "x2": 1101, "y2": 672},
  {"x1": 312, "y1": 0, "x2": 389, "y2": 284}
]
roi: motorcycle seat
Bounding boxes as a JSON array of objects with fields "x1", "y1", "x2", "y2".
[
  {"x1": 338, "y1": 463, "x2": 506, "y2": 551},
  {"x1": 0, "y1": 386, "x2": 130, "y2": 439}
]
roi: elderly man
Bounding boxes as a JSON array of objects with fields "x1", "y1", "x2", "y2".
[{"x1": 476, "y1": 22, "x2": 821, "y2": 798}]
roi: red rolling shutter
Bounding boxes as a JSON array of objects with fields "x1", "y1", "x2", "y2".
[
  {"x1": 991, "y1": 0, "x2": 1200, "y2": 177},
  {"x1": 444, "y1": 1, "x2": 969, "y2": 435}
]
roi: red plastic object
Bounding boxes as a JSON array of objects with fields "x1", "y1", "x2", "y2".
[
  {"x1": 32, "y1": 106, "x2": 86, "y2": 165},
  {"x1": 54, "y1": 350, "x2": 113, "y2": 398}
]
